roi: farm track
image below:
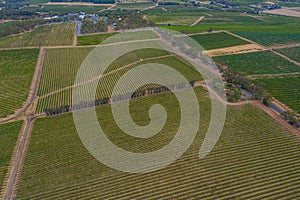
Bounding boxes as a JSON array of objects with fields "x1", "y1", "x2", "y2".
[
  {"x1": 247, "y1": 72, "x2": 300, "y2": 79},
  {"x1": 2, "y1": 117, "x2": 35, "y2": 200},
  {"x1": 269, "y1": 42, "x2": 300, "y2": 50},
  {"x1": 190, "y1": 16, "x2": 205, "y2": 27},
  {"x1": 251, "y1": 101, "x2": 300, "y2": 136},
  {"x1": 1, "y1": 48, "x2": 45, "y2": 199},
  {"x1": 224, "y1": 31, "x2": 300, "y2": 67}
]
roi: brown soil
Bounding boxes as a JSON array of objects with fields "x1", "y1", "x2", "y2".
[{"x1": 206, "y1": 44, "x2": 265, "y2": 57}]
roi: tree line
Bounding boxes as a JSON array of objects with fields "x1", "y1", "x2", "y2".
[
  {"x1": 44, "y1": 82, "x2": 195, "y2": 116},
  {"x1": 50, "y1": 0, "x2": 115, "y2": 4}
]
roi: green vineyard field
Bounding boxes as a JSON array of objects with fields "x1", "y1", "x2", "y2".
[
  {"x1": 77, "y1": 33, "x2": 117, "y2": 46},
  {"x1": 36, "y1": 48, "x2": 202, "y2": 113},
  {"x1": 233, "y1": 32, "x2": 300, "y2": 46},
  {"x1": 0, "y1": 49, "x2": 39, "y2": 118},
  {"x1": 214, "y1": 50, "x2": 300, "y2": 75},
  {"x1": 0, "y1": 121, "x2": 23, "y2": 191},
  {"x1": 276, "y1": 46, "x2": 300, "y2": 63},
  {"x1": 255, "y1": 75, "x2": 300, "y2": 113},
  {"x1": 17, "y1": 88, "x2": 300, "y2": 199},
  {"x1": 0, "y1": 22, "x2": 75, "y2": 48},
  {"x1": 190, "y1": 32, "x2": 249, "y2": 50}
]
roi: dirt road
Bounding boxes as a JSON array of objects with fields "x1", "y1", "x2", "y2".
[
  {"x1": 190, "y1": 16, "x2": 205, "y2": 27},
  {"x1": 1, "y1": 48, "x2": 45, "y2": 199}
]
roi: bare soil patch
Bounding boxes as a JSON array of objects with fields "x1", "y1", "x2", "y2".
[
  {"x1": 206, "y1": 44, "x2": 265, "y2": 57},
  {"x1": 263, "y1": 7, "x2": 300, "y2": 18}
]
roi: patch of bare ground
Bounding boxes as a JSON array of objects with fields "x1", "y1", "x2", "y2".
[
  {"x1": 263, "y1": 7, "x2": 300, "y2": 18},
  {"x1": 205, "y1": 44, "x2": 266, "y2": 57}
]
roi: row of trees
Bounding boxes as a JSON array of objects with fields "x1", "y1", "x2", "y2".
[
  {"x1": 44, "y1": 98, "x2": 110, "y2": 116},
  {"x1": 282, "y1": 111, "x2": 300, "y2": 128},
  {"x1": 50, "y1": 0, "x2": 115, "y2": 4},
  {"x1": 44, "y1": 81, "x2": 196, "y2": 116},
  {"x1": 218, "y1": 62, "x2": 300, "y2": 129}
]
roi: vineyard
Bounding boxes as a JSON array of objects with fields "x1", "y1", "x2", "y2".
[
  {"x1": 147, "y1": 15, "x2": 201, "y2": 26},
  {"x1": 190, "y1": 32, "x2": 249, "y2": 50},
  {"x1": 17, "y1": 88, "x2": 300, "y2": 199},
  {"x1": 0, "y1": 22, "x2": 75, "y2": 48},
  {"x1": 276, "y1": 46, "x2": 300, "y2": 63},
  {"x1": 214, "y1": 50, "x2": 300, "y2": 75},
  {"x1": 42, "y1": 5, "x2": 109, "y2": 14},
  {"x1": 0, "y1": 49, "x2": 39, "y2": 118},
  {"x1": 116, "y1": 2, "x2": 154, "y2": 10},
  {"x1": 77, "y1": 33, "x2": 117, "y2": 46},
  {"x1": 0, "y1": 121, "x2": 23, "y2": 191},
  {"x1": 36, "y1": 48, "x2": 202, "y2": 113},
  {"x1": 233, "y1": 32, "x2": 300, "y2": 46},
  {"x1": 255, "y1": 75, "x2": 300, "y2": 113}
]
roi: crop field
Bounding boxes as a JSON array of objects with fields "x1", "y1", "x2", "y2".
[
  {"x1": 36, "y1": 48, "x2": 202, "y2": 113},
  {"x1": 77, "y1": 33, "x2": 117, "y2": 46},
  {"x1": 116, "y1": 2, "x2": 154, "y2": 10},
  {"x1": 0, "y1": 121, "x2": 23, "y2": 191},
  {"x1": 276, "y1": 46, "x2": 300, "y2": 63},
  {"x1": 147, "y1": 15, "x2": 201, "y2": 26},
  {"x1": 0, "y1": 22, "x2": 75, "y2": 48},
  {"x1": 17, "y1": 88, "x2": 300, "y2": 199},
  {"x1": 233, "y1": 32, "x2": 300, "y2": 46},
  {"x1": 159, "y1": 12, "x2": 299, "y2": 34},
  {"x1": 37, "y1": 47, "x2": 94, "y2": 97},
  {"x1": 37, "y1": 47, "x2": 167, "y2": 97},
  {"x1": 200, "y1": 12, "x2": 261, "y2": 24},
  {"x1": 190, "y1": 32, "x2": 249, "y2": 50},
  {"x1": 213, "y1": 50, "x2": 300, "y2": 75},
  {"x1": 42, "y1": 5, "x2": 109, "y2": 13},
  {"x1": 0, "y1": 49, "x2": 39, "y2": 118},
  {"x1": 255, "y1": 75, "x2": 300, "y2": 113}
]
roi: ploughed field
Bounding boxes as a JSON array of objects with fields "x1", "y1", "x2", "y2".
[{"x1": 17, "y1": 88, "x2": 300, "y2": 199}]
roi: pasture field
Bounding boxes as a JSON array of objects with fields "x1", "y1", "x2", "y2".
[
  {"x1": 77, "y1": 33, "x2": 117, "y2": 46},
  {"x1": 0, "y1": 49, "x2": 39, "y2": 118},
  {"x1": 190, "y1": 32, "x2": 249, "y2": 50},
  {"x1": 17, "y1": 88, "x2": 300, "y2": 199},
  {"x1": 0, "y1": 121, "x2": 23, "y2": 191},
  {"x1": 36, "y1": 48, "x2": 202, "y2": 113},
  {"x1": 255, "y1": 75, "x2": 300, "y2": 113},
  {"x1": 276, "y1": 46, "x2": 300, "y2": 63},
  {"x1": 0, "y1": 22, "x2": 75, "y2": 48},
  {"x1": 213, "y1": 50, "x2": 300, "y2": 75}
]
